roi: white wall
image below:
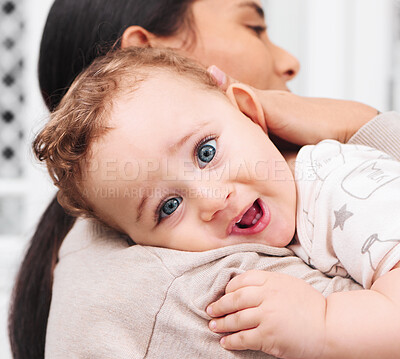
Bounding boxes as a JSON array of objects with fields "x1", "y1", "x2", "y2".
[
  {"x1": 265, "y1": 0, "x2": 394, "y2": 111},
  {"x1": 23, "y1": 1, "x2": 56, "y2": 230},
  {"x1": 391, "y1": 0, "x2": 400, "y2": 110},
  {"x1": 0, "y1": 1, "x2": 55, "y2": 358}
]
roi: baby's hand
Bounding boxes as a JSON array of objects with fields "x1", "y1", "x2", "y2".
[{"x1": 206, "y1": 270, "x2": 327, "y2": 359}]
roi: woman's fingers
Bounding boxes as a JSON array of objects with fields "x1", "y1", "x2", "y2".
[
  {"x1": 209, "y1": 307, "x2": 260, "y2": 333},
  {"x1": 207, "y1": 65, "x2": 238, "y2": 91}
]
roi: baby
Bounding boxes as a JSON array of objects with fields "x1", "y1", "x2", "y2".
[{"x1": 35, "y1": 48, "x2": 400, "y2": 359}]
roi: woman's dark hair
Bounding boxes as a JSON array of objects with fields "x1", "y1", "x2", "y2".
[{"x1": 8, "y1": 1, "x2": 196, "y2": 358}]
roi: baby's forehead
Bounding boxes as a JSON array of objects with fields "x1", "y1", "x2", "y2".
[
  {"x1": 89, "y1": 69, "x2": 239, "y2": 168},
  {"x1": 117, "y1": 69, "x2": 225, "y2": 103},
  {"x1": 109, "y1": 70, "x2": 230, "y2": 126}
]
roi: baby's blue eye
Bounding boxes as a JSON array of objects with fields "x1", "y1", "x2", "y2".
[
  {"x1": 197, "y1": 139, "x2": 217, "y2": 168},
  {"x1": 160, "y1": 197, "x2": 182, "y2": 219}
]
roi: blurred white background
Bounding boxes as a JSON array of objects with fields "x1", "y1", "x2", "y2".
[{"x1": 0, "y1": 0, "x2": 399, "y2": 357}]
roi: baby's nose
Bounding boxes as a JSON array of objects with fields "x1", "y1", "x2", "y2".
[{"x1": 198, "y1": 188, "x2": 230, "y2": 222}]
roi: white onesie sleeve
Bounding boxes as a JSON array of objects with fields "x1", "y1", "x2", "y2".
[{"x1": 290, "y1": 140, "x2": 400, "y2": 288}]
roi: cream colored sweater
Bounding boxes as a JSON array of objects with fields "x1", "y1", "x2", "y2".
[{"x1": 45, "y1": 112, "x2": 400, "y2": 359}]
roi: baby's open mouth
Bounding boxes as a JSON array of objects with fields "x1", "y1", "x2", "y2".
[
  {"x1": 231, "y1": 199, "x2": 271, "y2": 236},
  {"x1": 235, "y1": 200, "x2": 263, "y2": 228}
]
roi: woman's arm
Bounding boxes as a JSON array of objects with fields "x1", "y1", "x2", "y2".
[
  {"x1": 209, "y1": 66, "x2": 380, "y2": 147},
  {"x1": 237, "y1": 89, "x2": 380, "y2": 146},
  {"x1": 226, "y1": 79, "x2": 400, "y2": 159},
  {"x1": 348, "y1": 111, "x2": 400, "y2": 160},
  {"x1": 209, "y1": 65, "x2": 400, "y2": 159}
]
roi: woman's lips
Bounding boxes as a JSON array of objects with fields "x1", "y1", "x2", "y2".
[{"x1": 230, "y1": 199, "x2": 271, "y2": 236}]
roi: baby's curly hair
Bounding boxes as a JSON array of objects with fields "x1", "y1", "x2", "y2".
[{"x1": 33, "y1": 47, "x2": 219, "y2": 221}]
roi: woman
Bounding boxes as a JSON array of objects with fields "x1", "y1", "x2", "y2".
[{"x1": 9, "y1": 0, "x2": 395, "y2": 358}]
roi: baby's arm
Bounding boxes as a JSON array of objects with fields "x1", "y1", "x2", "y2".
[
  {"x1": 322, "y1": 261, "x2": 400, "y2": 358},
  {"x1": 207, "y1": 264, "x2": 400, "y2": 359}
]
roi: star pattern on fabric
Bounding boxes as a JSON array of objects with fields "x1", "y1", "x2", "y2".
[{"x1": 333, "y1": 204, "x2": 353, "y2": 231}]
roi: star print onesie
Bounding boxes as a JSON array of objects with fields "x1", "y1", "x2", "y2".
[{"x1": 290, "y1": 138, "x2": 400, "y2": 289}]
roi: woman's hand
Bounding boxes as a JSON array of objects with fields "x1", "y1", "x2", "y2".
[
  {"x1": 208, "y1": 65, "x2": 379, "y2": 146},
  {"x1": 206, "y1": 270, "x2": 327, "y2": 359}
]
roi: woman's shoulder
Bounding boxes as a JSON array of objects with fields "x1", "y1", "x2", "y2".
[{"x1": 58, "y1": 218, "x2": 129, "y2": 258}]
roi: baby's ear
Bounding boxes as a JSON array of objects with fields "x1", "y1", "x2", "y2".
[{"x1": 226, "y1": 84, "x2": 267, "y2": 132}]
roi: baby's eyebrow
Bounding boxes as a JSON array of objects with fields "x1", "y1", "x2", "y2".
[{"x1": 167, "y1": 121, "x2": 211, "y2": 156}]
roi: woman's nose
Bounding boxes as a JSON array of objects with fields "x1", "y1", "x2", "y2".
[{"x1": 272, "y1": 43, "x2": 300, "y2": 81}]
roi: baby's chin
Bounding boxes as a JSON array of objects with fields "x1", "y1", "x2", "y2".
[
  {"x1": 258, "y1": 213, "x2": 294, "y2": 247},
  {"x1": 205, "y1": 220, "x2": 295, "y2": 251},
  {"x1": 236, "y1": 235, "x2": 292, "y2": 249},
  {"x1": 258, "y1": 224, "x2": 296, "y2": 248},
  {"x1": 216, "y1": 233, "x2": 292, "y2": 250}
]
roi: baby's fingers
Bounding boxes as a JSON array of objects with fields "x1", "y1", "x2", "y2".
[
  {"x1": 226, "y1": 269, "x2": 269, "y2": 294},
  {"x1": 207, "y1": 286, "x2": 261, "y2": 318},
  {"x1": 219, "y1": 328, "x2": 263, "y2": 352},
  {"x1": 209, "y1": 307, "x2": 260, "y2": 333}
]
